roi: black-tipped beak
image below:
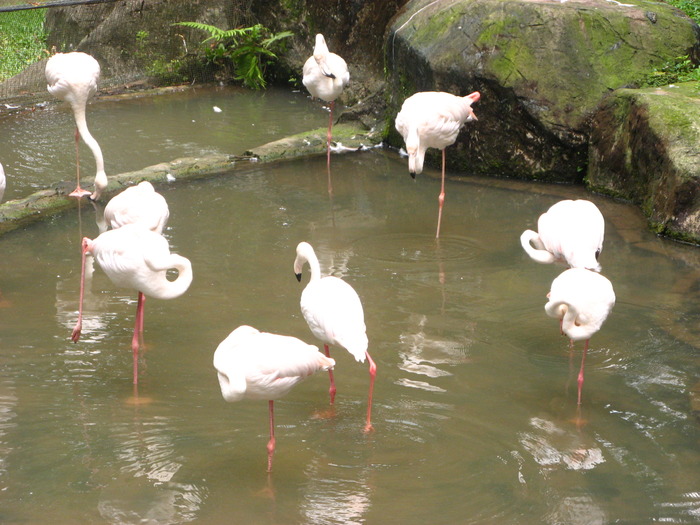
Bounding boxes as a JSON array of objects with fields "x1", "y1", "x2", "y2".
[
  {"x1": 409, "y1": 171, "x2": 416, "y2": 179},
  {"x1": 295, "y1": 272, "x2": 302, "y2": 282}
]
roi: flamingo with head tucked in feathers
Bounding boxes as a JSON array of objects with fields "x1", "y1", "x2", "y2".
[
  {"x1": 103, "y1": 181, "x2": 169, "y2": 234},
  {"x1": 395, "y1": 91, "x2": 481, "y2": 238},
  {"x1": 46, "y1": 51, "x2": 107, "y2": 200},
  {"x1": 213, "y1": 325, "x2": 335, "y2": 472},
  {"x1": 545, "y1": 268, "x2": 615, "y2": 405},
  {"x1": 71, "y1": 224, "x2": 192, "y2": 384},
  {"x1": 520, "y1": 199, "x2": 605, "y2": 272},
  {"x1": 302, "y1": 34, "x2": 350, "y2": 169},
  {"x1": 293, "y1": 241, "x2": 375, "y2": 432}
]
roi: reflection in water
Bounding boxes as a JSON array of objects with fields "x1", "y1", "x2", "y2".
[
  {"x1": 300, "y1": 457, "x2": 372, "y2": 525},
  {"x1": 0, "y1": 382, "x2": 17, "y2": 491},
  {"x1": 98, "y1": 414, "x2": 205, "y2": 524}
]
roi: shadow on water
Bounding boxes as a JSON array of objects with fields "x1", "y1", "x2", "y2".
[{"x1": 0, "y1": 87, "x2": 699, "y2": 523}]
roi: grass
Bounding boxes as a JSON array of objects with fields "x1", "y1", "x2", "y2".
[
  {"x1": 0, "y1": 8, "x2": 47, "y2": 82},
  {"x1": 664, "y1": 0, "x2": 700, "y2": 23}
]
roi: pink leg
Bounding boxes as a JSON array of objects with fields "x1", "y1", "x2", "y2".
[
  {"x1": 325, "y1": 344, "x2": 336, "y2": 404},
  {"x1": 436, "y1": 149, "x2": 446, "y2": 238},
  {"x1": 131, "y1": 292, "x2": 145, "y2": 385},
  {"x1": 327, "y1": 101, "x2": 334, "y2": 171},
  {"x1": 364, "y1": 351, "x2": 377, "y2": 433},
  {"x1": 69, "y1": 127, "x2": 90, "y2": 198},
  {"x1": 71, "y1": 238, "x2": 91, "y2": 342},
  {"x1": 577, "y1": 339, "x2": 589, "y2": 406},
  {"x1": 267, "y1": 400, "x2": 276, "y2": 473}
]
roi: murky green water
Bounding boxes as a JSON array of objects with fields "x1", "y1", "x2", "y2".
[{"x1": 0, "y1": 89, "x2": 699, "y2": 524}]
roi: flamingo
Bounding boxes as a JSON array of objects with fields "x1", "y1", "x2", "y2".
[
  {"x1": 395, "y1": 91, "x2": 481, "y2": 238},
  {"x1": 46, "y1": 51, "x2": 107, "y2": 200},
  {"x1": 293, "y1": 241, "x2": 375, "y2": 432},
  {"x1": 213, "y1": 325, "x2": 335, "y2": 472},
  {"x1": 545, "y1": 268, "x2": 615, "y2": 405},
  {"x1": 103, "y1": 181, "x2": 169, "y2": 234},
  {"x1": 0, "y1": 162, "x2": 5, "y2": 202},
  {"x1": 520, "y1": 199, "x2": 605, "y2": 272},
  {"x1": 302, "y1": 34, "x2": 350, "y2": 170},
  {"x1": 71, "y1": 223, "x2": 193, "y2": 384}
]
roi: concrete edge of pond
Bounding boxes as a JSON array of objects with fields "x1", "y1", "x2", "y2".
[{"x1": 0, "y1": 121, "x2": 383, "y2": 237}]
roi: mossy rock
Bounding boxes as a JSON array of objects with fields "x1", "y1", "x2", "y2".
[
  {"x1": 386, "y1": 0, "x2": 700, "y2": 180},
  {"x1": 588, "y1": 82, "x2": 700, "y2": 244}
]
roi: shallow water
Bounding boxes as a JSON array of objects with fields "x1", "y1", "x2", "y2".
[
  {"x1": 0, "y1": 89, "x2": 699, "y2": 524},
  {"x1": 0, "y1": 85, "x2": 326, "y2": 201}
]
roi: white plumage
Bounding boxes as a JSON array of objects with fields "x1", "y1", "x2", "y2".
[
  {"x1": 395, "y1": 91, "x2": 481, "y2": 237},
  {"x1": 545, "y1": 268, "x2": 615, "y2": 405},
  {"x1": 72, "y1": 224, "x2": 193, "y2": 384},
  {"x1": 302, "y1": 34, "x2": 350, "y2": 169},
  {"x1": 213, "y1": 325, "x2": 334, "y2": 471},
  {"x1": 0, "y1": 162, "x2": 5, "y2": 202},
  {"x1": 46, "y1": 51, "x2": 107, "y2": 200},
  {"x1": 294, "y1": 241, "x2": 375, "y2": 432},
  {"x1": 104, "y1": 181, "x2": 169, "y2": 234},
  {"x1": 520, "y1": 199, "x2": 605, "y2": 272}
]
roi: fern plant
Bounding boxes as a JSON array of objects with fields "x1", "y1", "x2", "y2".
[{"x1": 174, "y1": 22, "x2": 292, "y2": 89}]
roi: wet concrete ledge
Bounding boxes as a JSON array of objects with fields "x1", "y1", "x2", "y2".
[{"x1": 0, "y1": 122, "x2": 382, "y2": 237}]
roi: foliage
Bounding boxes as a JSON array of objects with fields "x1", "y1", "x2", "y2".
[
  {"x1": 664, "y1": 0, "x2": 700, "y2": 24},
  {"x1": 174, "y1": 22, "x2": 292, "y2": 89},
  {"x1": 0, "y1": 9, "x2": 47, "y2": 82},
  {"x1": 640, "y1": 55, "x2": 700, "y2": 88},
  {"x1": 134, "y1": 30, "x2": 186, "y2": 85}
]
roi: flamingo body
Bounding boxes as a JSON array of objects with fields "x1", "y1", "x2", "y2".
[
  {"x1": 395, "y1": 91, "x2": 480, "y2": 237},
  {"x1": 545, "y1": 268, "x2": 615, "y2": 405},
  {"x1": 213, "y1": 325, "x2": 334, "y2": 471},
  {"x1": 302, "y1": 34, "x2": 349, "y2": 103},
  {"x1": 104, "y1": 181, "x2": 169, "y2": 234},
  {"x1": 395, "y1": 91, "x2": 480, "y2": 176},
  {"x1": 302, "y1": 34, "x2": 349, "y2": 169},
  {"x1": 72, "y1": 224, "x2": 192, "y2": 384},
  {"x1": 46, "y1": 51, "x2": 107, "y2": 200},
  {"x1": 521, "y1": 199, "x2": 605, "y2": 272},
  {"x1": 294, "y1": 241, "x2": 375, "y2": 431},
  {"x1": 0, "y1": 163, "x2": 5, "y2": 202},
  {"x1": 214, "y1": 325, "x2": 335, "y2": 403}
]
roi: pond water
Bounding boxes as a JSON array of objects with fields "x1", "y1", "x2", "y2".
[
  {"x1": 0, "y1": 85, "x2": 326, "y2": 201},
  {"x1": 0, "y1": 88, "x2": 699, "y2": 524}
]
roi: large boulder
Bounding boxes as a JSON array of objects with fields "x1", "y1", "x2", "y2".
[
  {"x1": 386, "y1": 0, "x2": 700, "y2": 182},
  {"x1": 588, "y1": 83, "x2": 700, "y2": 243}
]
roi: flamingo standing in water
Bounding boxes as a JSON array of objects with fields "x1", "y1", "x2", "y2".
[
  {"x1": 395, "y1": 90, "x2": 480, "y2": 238},
  {"x1": 103, "y1": 181, "x2": 169, "y2": 234},
  {"x1": 72, "y1": 224, "x2": 193, "y2": 384},
  {"x1": 293, "y1": 241, "x2": 375, "y2": 432},
  {"x1": 302, "y1": 34, "x2": 350, "y2": 170},
  {"x1": 545, "y1": 268, "x2": 615, "y2": 405},
  {"x1": 46, "y1": 51, "x2": 107, "y2": 200},
  {"x1": 0, "y1": 162, "x2": 5, "y2": 202},
  {"x1": 520, "y1": 199, "x2": 605, "y2": 272},
  {"x1": 213, "y1": 325, "x2": 335, "y2": 472}
]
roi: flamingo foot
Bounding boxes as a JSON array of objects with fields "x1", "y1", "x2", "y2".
[{"x1": 69, "y1": 186, "x2": 92, "y2": 198}]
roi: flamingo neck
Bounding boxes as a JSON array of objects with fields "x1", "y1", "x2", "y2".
[
  {"x1": 73, "y1": 104, "x2": 107, "y2": 200},
  {"x1": 550, "y1": 302, "x2": 590, "y2": 341},
  {"x1": 149, "y1": 254, "x2": 193, "y2": 300},
  {"x1": 520, "y1": 230, "x2": 556, "y2": 264}
]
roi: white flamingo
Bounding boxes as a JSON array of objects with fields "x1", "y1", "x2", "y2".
[
  {"x1": 46, "y1": 51, "x2": 107, "y2": 200},
  {"x1": 545, "y1": 268, "x2": 615, "y2": 405},
  {"x1": 104, "y1": 181, "x2": 169, "y2": 234},
  {"x1": 520, "y1": 199, "x2": 605, "y2": 272},
  {"x1": 0, "y1": 162, "x2": 5, "y2": 202},
  {"x1": 213, "y1": 325, "x2": 335, "y2": 472},
  {"x1": 72, "y1": 223, "x2": 193, "y2": 384},
  {"x1": 293, "y1": 241, "x2": 375, "y2": 432},
  {"x1": 302, "y1": 34, "x2": 350, "y2": 169},
  {"x1": 395, "y1": 90, "x2": 481, "y2": 238}
]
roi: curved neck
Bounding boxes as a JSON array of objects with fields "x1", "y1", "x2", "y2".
[
  {"x1": 295, "y1": 243, "x2": 322, "y2": 282},
  {"x1": 548, "y1": 301, "x2": 589, "y2": 341},
  {"x1": 73, "y1": 104, "x2": 107, "y2": 199},
  {"x1": 149, "y1": 254, "x2": 193, "y2": 300},
  {"x1": 520, "y1": 230, "x2": 555, "y2": 264}
]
